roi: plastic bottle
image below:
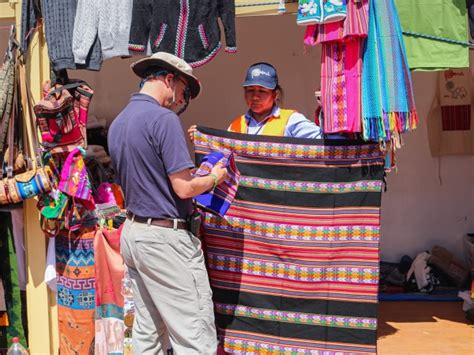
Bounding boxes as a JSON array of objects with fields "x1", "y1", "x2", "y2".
[{"x1": 7, "y1": 337, "x2": 28, "y2": 355}]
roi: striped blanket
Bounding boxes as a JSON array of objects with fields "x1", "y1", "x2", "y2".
[{"x1": 194, "y1": 127, "x2": 385, "y2": 354}]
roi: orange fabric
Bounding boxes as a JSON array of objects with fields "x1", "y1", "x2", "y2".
[
  {"x1": 228, "y1": 109, "x2": 296, "y2": 136},
  {"x1": 0, "y1": 312, "x2": 9, "y2": 326}
]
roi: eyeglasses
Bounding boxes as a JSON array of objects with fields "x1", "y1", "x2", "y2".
[
  {"x1": 174, "y1": 76, "x2": 191, "y2": 115},
  {"x1": 175, "y1": 76, "x2": 188, "y2": 90}
]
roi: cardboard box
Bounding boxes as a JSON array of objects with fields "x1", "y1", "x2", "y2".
[{"x1": 429, "y1": 245, "x2": 470, "y2": 288}]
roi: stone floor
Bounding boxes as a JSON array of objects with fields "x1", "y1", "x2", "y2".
[{"x1": 377, "y1": 301, "x2": 474, "y2": 355}]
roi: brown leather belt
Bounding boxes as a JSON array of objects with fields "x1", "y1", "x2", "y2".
[{"x1": 126, "y1": 211, "x2": 188, "y2": 230}]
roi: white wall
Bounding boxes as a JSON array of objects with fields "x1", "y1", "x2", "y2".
[{"x1": 4, "y1": 14, "x2": 472, "y2": 262}]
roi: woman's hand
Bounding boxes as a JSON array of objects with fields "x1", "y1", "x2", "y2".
[{"x1": 188, "y1": 125, "x2": 197, "y2": 142}]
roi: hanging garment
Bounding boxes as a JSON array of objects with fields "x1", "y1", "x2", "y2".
[
  {"x1": 42, "y1": 0, "x2": 102, "y2": 71},
  {"x1": 320, "y1": 40, "x2": 363, "y2": 133},
  {"x1": 128, "y1": 0, "x2": 237, "y2": 67},
  {"x1": 194, "y1": 127, "x2": 385, "y2": 354},
  {"x1": 94, "y1": 227, "x2": 125, "y2": 355},
  {"x1": 361, "y1": 0, "x2": 418, "y2": 144},
  {"x1": 305, "y1": 0, "x2": 369, "y2": 44},
  {"x1": 427, "y1": 68, "x2": 474, "y2": 156},
  {"x1": 394, "y1": 0, "x2": 470, "y2": 70},
  {"x1": 297, "y1": 0, "x2": 347, "y2": 26},
  {"x1": 56, "y1": 227, "x2": 96, "y2": 355},
  {"x1": 20, "y1": 0, "x2": 42, "y2": 53},
  {"x1": 10, "y1": 208, "x2": 26, "y2": 291},
  {"x1": 0, "y1": 213, "x2": 26, "y2": 348},
  {"x1": 73, "y1": 0, "x2": 133, "y2": 61},
  {"x1": 44, "y1": 237, "x2": 57, "y2": 292},
  {"x1": 0, "y1": 275, "x2": 5, "y2": 312},
  {"x1": 307, "y1": 0, "x2": 369, "y2": 134},
  {"x1": 469, "y1": 0, "x2": 474, "y2": 39}
]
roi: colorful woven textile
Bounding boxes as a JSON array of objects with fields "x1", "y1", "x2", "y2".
[
  {"x1": 194, "y1": 127, "x2": 385, "y2": 354},
  {"x1": 94, "y1": 227, "x2": 125, "y2": 355},
  {"x1": 321, "y1": 39, "x2": 363, "y2": 134},
  {"x1": 0, "y1": 213, "x2": 26, "y2": 349},
  {"x1": 307, "y1": 0, "x2": 369, "y2": 134},
  {"x1": 56, "y1": 228, "x2": 96, "y2": 354},
  {"x1": 315, "y1": 0, "x2": 369, "y2": 43},
  {"x1": 194, "y1": 151, "x2": 240, "y2": 217},
  {"x1": 361, "y1": 0, "x2": 418, "y2": 144}
]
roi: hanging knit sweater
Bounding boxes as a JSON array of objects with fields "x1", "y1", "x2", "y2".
[
  {"x1": 128, "y1": 0, "x2": 237, "y2": 68},
  {"x1": 20, "y1": 0, "x2": 42, "y2": 54},
  {"x1": 73, "y1": 0, "x2": 133, "y2": 62},
  {"x1": 42, "y1": 0, "x2": 102, "y2": 71}
]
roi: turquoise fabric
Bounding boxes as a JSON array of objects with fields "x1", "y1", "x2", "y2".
[{"x1": 361, "y1": 0, "x2": 417, "y2": 142}]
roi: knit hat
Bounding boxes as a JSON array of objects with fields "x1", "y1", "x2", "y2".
[{"x1": 131, "y1": 52, "x2": 202, "y2": 99}]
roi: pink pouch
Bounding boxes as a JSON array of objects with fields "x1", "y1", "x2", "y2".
[
  {"x1": 58, "y1": 146, "x2": 95, "y2": 210},
  {"x1": 96, "y1": 182, "x2": 117, "y2": 205}
]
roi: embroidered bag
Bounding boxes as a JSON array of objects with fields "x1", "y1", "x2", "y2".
[{"x1": 34, "y1": 80, "x2": 93, "y2": 154}]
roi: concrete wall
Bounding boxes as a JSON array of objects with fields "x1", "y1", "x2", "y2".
[{"x1": 2, "y1": 14, "x2": 473, "y2": 262}]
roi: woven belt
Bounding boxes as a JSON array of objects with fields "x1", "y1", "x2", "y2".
[{"x1": 126, "y1": 211, "x2": 188, "y2": 230}]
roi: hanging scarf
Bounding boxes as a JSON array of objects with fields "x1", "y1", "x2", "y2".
[{"x1": 361, "y1": 0, "x2": 418, "y2": 145}]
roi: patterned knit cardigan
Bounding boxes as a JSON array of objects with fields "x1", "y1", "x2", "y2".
[{"x1": 129, "y1": 0, "x2": 237, "y2": 68}]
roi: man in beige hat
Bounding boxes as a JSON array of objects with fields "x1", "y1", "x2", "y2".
[{"x1": 108, "y1": 52, "x2": 227, "y2": 354}]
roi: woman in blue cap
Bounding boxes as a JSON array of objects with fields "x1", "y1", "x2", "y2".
[{"x1": 190, "y1": 62, "x2": 322, "y2": 138}]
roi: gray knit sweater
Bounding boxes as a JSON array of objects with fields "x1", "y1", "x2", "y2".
[
  {"x1": 73, "y1": 0, "x2": 133, "y2": 61},
  {"x1": 42, "y1": 0, "x2": 102, "y2": 71}
]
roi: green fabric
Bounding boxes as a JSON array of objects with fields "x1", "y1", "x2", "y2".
[
  {"x1": 0, "y1": 213, "x2": 27, "y2": 349},
  {"x1": 394, "y1": 0, "x2": 469, "y2": 70}
]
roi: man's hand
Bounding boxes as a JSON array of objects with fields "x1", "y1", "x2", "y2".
[
  {"x1": 188, "y1": 125, "x2": 197, "y2": 142},
  {"x1": 211, "y1": 163, "x2": 228, "y2": 185}
]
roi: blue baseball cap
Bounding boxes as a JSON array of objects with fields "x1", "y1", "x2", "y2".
[{"x1": 243, "y1": 62, "x2": 278, "y2": 90}]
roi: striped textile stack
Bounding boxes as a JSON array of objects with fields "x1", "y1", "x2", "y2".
[
  {"x1": 56, "y1": 228, "x2": 96, "y2": 354},
  {"x1": 194, "y1": 127, "x2": 385, "y2": 354}
]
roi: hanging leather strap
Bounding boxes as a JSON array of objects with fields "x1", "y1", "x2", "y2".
[
  {"x1": 17, "y1": 49, "x2": 38, "y2": 171},
  {"x1": 0, "y1": 59, "x2": 16, "y2": 154},
  {"x1": 5, "y1": 74, "x2": 18, "y2": 177},
  {"x1": 46, "y1": 80, "x2": 89, "y2": 99}
]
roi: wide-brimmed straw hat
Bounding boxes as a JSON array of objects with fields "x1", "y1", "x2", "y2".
[{"x1": 131, "y1": 52, "x2": 202, "y2": 99}]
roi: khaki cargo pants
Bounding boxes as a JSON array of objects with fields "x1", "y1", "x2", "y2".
[{"x1": 121, "y1": 218, "x2": 218, "y2": 355}]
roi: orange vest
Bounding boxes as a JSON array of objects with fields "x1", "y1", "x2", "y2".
[{"x1": 228, "y1": 109, "x2": 296, "y2": 136}]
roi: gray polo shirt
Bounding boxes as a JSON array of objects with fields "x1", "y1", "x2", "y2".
[{"x1": 108, "y1": 93, "x2": 194, "y2": 219}]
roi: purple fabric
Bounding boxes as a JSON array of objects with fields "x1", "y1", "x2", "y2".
[{"x1": 108, "y1": 93, "x2": 194, "y2": 219}]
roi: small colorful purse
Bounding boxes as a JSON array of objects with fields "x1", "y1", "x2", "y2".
[{"x1": 38, "y1": 147, "x2": 96, "y2": 235}]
